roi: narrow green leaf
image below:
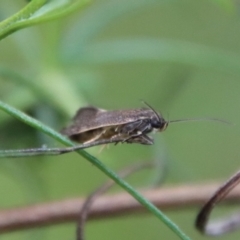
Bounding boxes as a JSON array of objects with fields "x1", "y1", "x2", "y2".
[
  {"x1": 64, "y1": 39, "x2": 240, "y2": 76},
  {"x1": 0, "y1": 0, "x2": 90, "y2": 40}
]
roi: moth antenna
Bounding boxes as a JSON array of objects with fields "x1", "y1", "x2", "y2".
[
  {"x1": 141, "y1": 101, "x2": 161, "y2": 121},
  {"x1": 169, "y1": 118, "x2": 232, "y2": 125},
  {"x1": 140, "y1": 100, "x2": 231, "y2": 126}
]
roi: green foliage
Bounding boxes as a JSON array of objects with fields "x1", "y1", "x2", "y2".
[{"x1": 0, "y1": 0, "x2": 90, "y2": 40}]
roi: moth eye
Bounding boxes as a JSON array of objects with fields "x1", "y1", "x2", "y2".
[{"x1": 151, "y1": 119, "x2": 161, "y2": 128}]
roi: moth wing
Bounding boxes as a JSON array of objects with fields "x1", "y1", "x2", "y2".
[
  {"x1": 61, "y1": 107, "x2": 158, "y2": 137},
  {"x1": 93, "y1": 108, "x2": 154, "y2": 126},
  {"x1": 61, "y1": 106, "x2": 106, "y2": 136},
  {"x1": 73, "y1": 106, "x2": 106, "y2": 122}
]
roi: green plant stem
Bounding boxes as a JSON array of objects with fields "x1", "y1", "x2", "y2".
[
  {"x1": 0, "y1": 0, "x2": 90, "y2": 40},
  {"x1": 0, "y1": 100, "x2": 191, "y2": 240},
  {"x1": 0, "y1": 0, "x2": 47, "y2": 39}
]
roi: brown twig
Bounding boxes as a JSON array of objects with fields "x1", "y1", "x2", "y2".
[
  {"x1": 0, "y1": 136, "x2": 140, "y2": 158},
  {"x1": 0, "y1": 182, "x2": 240, "y2": 234}
]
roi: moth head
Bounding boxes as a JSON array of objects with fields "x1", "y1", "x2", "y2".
[
  {"x1": 159, "y1": 121, "x2": 168, "y2": 132},
  {"x1": 142, "y1": 101, "x2": 168, "y2": 132},
  {"x1": 150, "y1": 116, "x2": 168, "y2": 132}
]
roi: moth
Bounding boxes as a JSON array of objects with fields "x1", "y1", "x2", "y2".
[
  {"x1": 61, "y1": 103, "x2": 169, "y2": 146},
  {"x1": 0, "y1": 103, "x2": 229, "y2": 157},
  {"x1": 61, "y1": 101, "x2": 228, "y2": 149}
]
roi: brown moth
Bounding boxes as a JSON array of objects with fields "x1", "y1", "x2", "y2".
[
  {"x1": 61, "y1": 104, "x2": 168, "y2": 146},
  {"x1": 0, "y1": 103, "x2": 229, "y2": 158}
]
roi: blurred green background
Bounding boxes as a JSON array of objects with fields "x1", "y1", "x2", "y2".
[{"x1": 1, "y1": 0, "x2": 240, "y2": 239}]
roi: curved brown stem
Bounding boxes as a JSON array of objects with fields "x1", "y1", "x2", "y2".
[
  {"x1": 77, "y1": 162, "x2": 155, "y2": 240},
  {"x1": 195, "y1": 171, "x2": 240, "y2": 235}
]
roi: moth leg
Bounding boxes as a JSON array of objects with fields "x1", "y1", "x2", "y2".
[
  {"x1": 126, "y1": 134, "x2": 154, "y2": 145},
  {"x1": 113, "y1": 120, "x2": 153, "y2": 145},
  {"x1": 113, "y1": 134, "x2": 153, "y2": 146},
  {"x1": 130, "y1": 120, "x2": 154, "y2": 135},
  {"x1": 121, "y1": 119, "x2": 152, "y2": 141},
  {"x1": 121, "y1": 127, "x2": 152, "y2": 144},
  {"x1": 119, "y1": 120, "x2": 146, "y2": 134}
]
